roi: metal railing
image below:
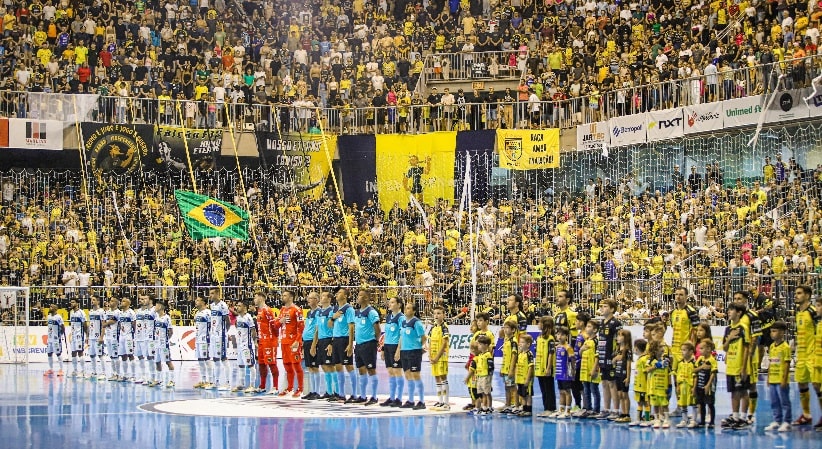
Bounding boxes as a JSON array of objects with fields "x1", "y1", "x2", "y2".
[
  {"x1": 2, "y1": 54, "x2": 820, "y2": 134},
  {"x1": 417, "y1": 50, "x2": 528, "y2": 93}
]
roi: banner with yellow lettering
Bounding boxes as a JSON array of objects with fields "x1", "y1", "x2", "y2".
[
  {"x1": 496, "y1": 129, "x2": 560, "y2": 170},
  {"x1": 375, "y1": 132, "x2": 456, "y2": 212}
]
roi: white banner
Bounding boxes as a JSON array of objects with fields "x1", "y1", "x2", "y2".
[
  {"x1": 722, "y1": 94, "x2": 763, "y2": 128},
  {"x1": 5, "y1": 118, "x2": 64, "y2": 150},
  {"x1": 764, "y1": 89, "x2": 809, "y2": 124},
  {"x1": 646, "y1": 108, "x2": 684, "y2": 142},
  {"x1": 576, "y1": 121, "x2": 609, "y2": 152},
  {"x1": 683, "y1": 102, "x2": 723, "y2": 135},
  {"x1": 3, "y1": 324, "x2": 731, "y2": 373},
  {"x1": 608, "y1": 114, "x2": 646, "y2": 146},
  {"x1": 804, "y1": 86, "x2": 822, "y2": 117},
  {"x1": 25, "y1": 92, "x2": 99, "y2": 126}
]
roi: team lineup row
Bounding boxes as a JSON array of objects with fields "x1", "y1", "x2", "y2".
[{"x1": 39, "y1": 285, "x2": 822, "y2": 428}]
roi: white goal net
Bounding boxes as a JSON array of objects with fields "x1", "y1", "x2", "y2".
[{"x1": 0, "y1": 287, "x2": 30, "y2": 364}]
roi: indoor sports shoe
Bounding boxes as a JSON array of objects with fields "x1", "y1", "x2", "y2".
[
  {"x1": 56, "y1": 370, "x2": 65, "y2": 377},
  {"x1": 792, "y1": 415, "x2": 812, "y2": 426},
  {"x1": 764, "y1": 422, "x2": 780, "y2": 431},
  {"x1": 779, "y1": 422, "x2": 792, "y2": 432},
  {"x1": 204, "y1": 383, "x2": 217, "y2": 390},
  {"x1": 166, "y1": 381, "x2": 175, "y2": 389},
  {"x1": 640, "y1": 420, "x2": 654, "y2": 427},
  {"x1": 390, "y1": 399, "x2": 403, "y2": 407},
  {"x1": 676, "y1": 419, "x2": 689, "y2": 428},
  {"x1": 292, "y1": 390, "x2": 302, "y2": 398},
  {"x1": 629, "y1": 420, "x2": 641, "y2": 426},
  {"x1": 517, "y1": 410, "x2": 531, "y2": 417},
  {"x1": 401, "y1": 401, "x2": 415, "y2": 409},
  {"x1": 431, "y1": 402, "x2": 443, "y2": 410},
  {"x1": 380, "y1": 398, "x2": 395, "y2": 407},
  {"x1": 217, "y1": 384, "x2": 230, "y2": 391},
  {"x1": 412, "y1": 401, "x2": 426, "y2": 410},
  {"x1": 301, "y1": 392, "x2": 315, "y2": 400},
  {"x1": 44, "y1": 370, "x2": 54, "y2": 376},
  {"x1": 278, "y1": 390, "x2": 293, "y2": 397},
  {"x1": 438, "y1": 403, "x2": 450, "y2": 411},
  {"x1": 268, "y1": 389, "x2": 280, "y2": 395},
  {"x1": 615, "y1": 416, "x2": 631, "y2": 423},
  {"x1": 652, "y1": 419, "x2": 661, "y2": 429},
  {"x1": 244, "y1": 387, "x2": 259, "y2": 394},
  {"x1": 686, "y1": 419, "x2": 698, "y2": 428},
  {"x1": 662, "y1": 418, "x2": 671, "y2": 429},
  {"x1": 463, "y1": 403, "x2": 475, "y2": 411},
  {"x1": 814, "y1": 418, "x2": 822, "y2": 430},
  {"x1": 364, "y1": 397, "x2": 378, "y2": 406},
  {"x1": 231, "y1": 386, "x2": 244, "y2": 393}
]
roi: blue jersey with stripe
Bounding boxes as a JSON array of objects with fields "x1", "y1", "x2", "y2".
[{"x1": 383, "y1": 312, "x2": 404, "y2": 345}]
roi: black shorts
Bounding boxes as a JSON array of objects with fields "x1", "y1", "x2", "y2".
[
  {"x1": 470, "y1": 387, "x2": 479, "y2": 399},
  {"x1": 354, "y1": 340, "x2": 378, "y2": 370},
  {"x1": 599, "y1": 363, "x2": 616, "y2": 381},
  {"x1": 726, "y1": 375, "x2": 751, "y2": 393},
  {"x1": 332, "y1": 337, "x2": 352, "y2": 366},
  {"x1": 557, "y1": 380, "x2": 574, "y2": 391},
  {"x1": 517, "y1": 383, "x2": 532, "y2": 398},
  {"x1": 303, "y1": 340, "x2": 319, "y2": 368},
  {"x1": 614, "y1": 375, "x2": 629, "y2": 392},
  {"x1": 400, "y1": 349, "x2": 422, "y2": 372},
  {"x1": 695, "y1": 389, "x2": 716, "y2": 405},
  {"x1": 383, "y1": 344, "x2": 400, "y2": 369},
  {"x1": 318, "y1": 338, "x2": 334, "y2": 366}
]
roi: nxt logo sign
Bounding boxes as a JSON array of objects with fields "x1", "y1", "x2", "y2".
[{"x1": 650, "y1": 117, "x2": 683, "y2": 129}]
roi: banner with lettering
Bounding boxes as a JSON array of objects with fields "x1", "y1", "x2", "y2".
[
  {"x1": 495, "y1": 129, "x2": 560, "y2": 170},
  {"x1": 764, "y1": 89, "x2": 810, "y2": 124},
  {"x1": 646, "y1": 108, "x2": 684, "y2": 142},
  {"x1": 337, "y1": 135, "x2": 377, "y2": 206},
  {"x1": 722, "y1": 95, "x2": 763, "y2": 128},
  {"x1": 608, "y1": 114, "x2": 646, "y2": 146},
  {"x1": 375, "y1": 132, "x2": 457, "y2": 212},
  {"x1": 683, "y1": 102, "x2": 723, "y2": 135},
  {"x1": 150, "y1": 126, "x2": 222, "y2": 171},
  {"x1": 0, "y1": 118, "x2": 64, "y2": 150},
  {"x1": 256, "y1": 131, "x2": 336, "y2": 199},
  {"x1": 80, "y1": 123, "x2": 153, "y2": 184},
  {"x1": 576, "y1": 121, "x2": 609, "y2": 152}
]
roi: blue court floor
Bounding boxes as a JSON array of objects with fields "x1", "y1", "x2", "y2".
[{"x1": 1, "y1": 362, "x2": 820, "y2": 449}]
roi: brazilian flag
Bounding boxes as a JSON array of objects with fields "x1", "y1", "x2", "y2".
[{"x1": 174, "y1": 190, "x2": 249, "y2": 241}]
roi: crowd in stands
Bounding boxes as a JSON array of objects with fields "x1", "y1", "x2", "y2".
[
  {"x1": 1, "y1": 0, "x2": 822, "y2": 131},
  {"x1": 1, "y1": 150, "x2": 821, "y2": 325}
]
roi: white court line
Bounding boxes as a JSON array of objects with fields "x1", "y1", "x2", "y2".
[{"x1": 15, "y1": 411, "x2": 148, "y2": 418}]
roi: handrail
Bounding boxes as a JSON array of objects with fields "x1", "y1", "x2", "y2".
[{"x1": 1, "y1": 53, "x2": 819, "y2": 133}]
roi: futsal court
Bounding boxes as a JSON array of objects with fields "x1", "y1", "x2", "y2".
[{"x1": 2, "y1": 361, "x2": 820, "y2": 449}]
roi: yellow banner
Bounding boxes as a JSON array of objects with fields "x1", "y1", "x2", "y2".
[
  {"x1": 496, "y1": 129, "x2": 560, "y2": 170},
  {"x1": 375, "y1": 132, "x2": 456, "y2": 212},
  {"x1": 257, "y1": 132, "x2": 336, "y2": 199}
]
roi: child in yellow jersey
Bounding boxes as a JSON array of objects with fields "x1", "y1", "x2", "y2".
[
  {"x1": 722, "y1": 303, "x2": 751, "y2": 429},
  {"x1": 631, "y1": 339, "x2": 650, "y2": 426},
  {"x1": 466, "y1": 336, "x2": 494, "y2": 415},
  {"x1": 535, "y1": 316, "x2": 556, "y2": 416},
  {"x1": 674, "y1": 342, "x2": 697, "y2": 428},
  {"x1": 500, "y1": 321, "x2": 519, "y2": 413},
  {"x1": 694, "y1": 338, "x2": 718, "y2": 427},
  {"x1": 580, "y1": 320, "x2": 601, "y2": 416},
  {"x1": 466, "y1": 313, "x2": 495, "y2": 411},
  {"x1": 427, "y1": 306, "x2": 450, "y2": 410},
  {"x1": 646, "y1": 340, "x2": 671, "y2": 428},
  {"x1": 764, "y1": 321, "x2": 793, "y2": 432},
  {"x1": 513, "y1": 334, "x2": 535, "y2": 417}
]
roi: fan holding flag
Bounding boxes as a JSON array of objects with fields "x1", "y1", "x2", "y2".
[{"x1": 174, "y1": 190, "x2": 250, "y2": 241}]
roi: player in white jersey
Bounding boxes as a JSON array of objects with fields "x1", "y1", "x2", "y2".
[
  {"x1": 68, "y1": 299, "x2": 88, "y2": 378},
  {"x1": 118, "y1": 298, "x2": 137, "y2": 381},
  {"x1": 103, "y1": 298, "x2": 121, "y2": 380},
  {"x1": 193, "y1": 297, "x2": 213, "y2": 388},
  {"x1": 45, "y1": 304, "x2": 65, "y2": 376},
  {"x1": 134, "y1": 294, "x2": 158, "y2": 384},
  {"x1": 86, "y1": 295, "x2": 106, "y2": 380},
  {"x1": 149, "y1": 301, "x2": 175, "y2": 389},
  {"x1": 233, "y1": 301, "x2": 257, "y2": 393},
  {"x1": 208, "y1": 288, "x2": 230, "y2": 391}
]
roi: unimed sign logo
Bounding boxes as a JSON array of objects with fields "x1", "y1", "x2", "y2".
[{"x1": 25, "y1": 121, "x2": 47, "y2": 145}]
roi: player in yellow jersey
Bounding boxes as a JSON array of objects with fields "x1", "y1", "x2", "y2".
[
  {"x1": 466, "y1": 336, "x2": 494, "y2": 415},
  {"x1": 502, "y1": 293, "x2": 528, "y2": 340},
  {"x1": 792, "y1": 286, "x2": 822, "y2": 428},
  {"x1": 721, "y1": 303, "x2": 751, "y2": 429},
  {"x1": 500, "y1": 321, "x2": 519, "y2": 413},
  {"x1": 463, "y1": 312, "x2": 495, "y2": 411},
  {"x1": 631, "y1": 339, "x2": 650, "y2": 426},
  {"x1": 535, "y1": 316, "x2": 556, "y2": 416},
  {"x1": 646, "y1": 340, "x2": 671, "y2": 428},
  {"x1": 513, "y1": 334, "x2": 535, "y2": 417},
  {"x1": 764, "y1": 321, "x2": 793, "y2": 432},
  {"x1": 427, "y1": 306, "x2": 451, "y2": 411},
  {"x1": 553, "y1": 289, "x2": 580, "y2": 408},
  {"x1": 733, "y1": 290, "x2": 763, "y2": 421},
  {"x1": 580, "y1": 320, "x2": 601, "y2": 416},
  {"x1": 674, "y1": 342, "x2": 697, "y2": 428}
]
